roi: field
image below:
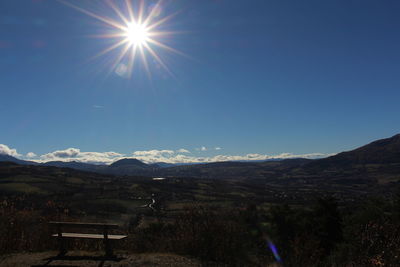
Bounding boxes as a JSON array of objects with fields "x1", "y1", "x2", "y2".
[{"x1": 1, "y1": 162, "x2": 400, "y2": 266}]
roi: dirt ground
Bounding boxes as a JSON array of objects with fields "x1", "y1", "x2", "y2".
[{"x1": 0, "y1": 251, "x2": 202, "y2": 267}]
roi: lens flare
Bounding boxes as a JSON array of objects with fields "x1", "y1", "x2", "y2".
[{"x1": 267, "y1": 240, "x2": 282, "y2": 263}]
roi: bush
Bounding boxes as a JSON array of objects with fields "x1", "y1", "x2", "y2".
[{"x1": 130, "y1": 205, "x2": 266, "y2": 266}]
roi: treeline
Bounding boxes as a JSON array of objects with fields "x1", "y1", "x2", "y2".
[{"x1": 1, "y1": 193, "x2": 400, "y2": 266}]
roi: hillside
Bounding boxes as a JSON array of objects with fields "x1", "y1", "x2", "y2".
[
  {"x1": 308, "y1": 134, "x2": 400, "y2": 168},
  {"x1": 1, "y1": 137, "x2": 400, "y2": 266},
  {"x1": 298, "y1": 134, "x2": 400, "y2": 184}
]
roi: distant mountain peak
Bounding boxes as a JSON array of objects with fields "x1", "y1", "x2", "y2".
[
  {"x1": 0, "y1": 154, "x2": 38, "y2": 166},
  {"x1": 109, "y1": 158, "x2": 148, "y2": 168}
]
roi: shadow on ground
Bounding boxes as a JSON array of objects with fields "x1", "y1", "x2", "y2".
[
  {"x1": 0, "y1": 251, "x2": 201, "y2": 267},
  {"x1": 31, "y1": 254, "x2": 124, "y2": 267}
]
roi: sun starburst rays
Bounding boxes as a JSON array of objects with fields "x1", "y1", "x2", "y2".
[{"x1": 60, "y1": 0, "x2": 184, "y2": 78}]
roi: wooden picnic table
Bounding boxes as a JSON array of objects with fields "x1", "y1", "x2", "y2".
[{"x1": 49, "y1": 221, "x2": 127, "y2": 257}]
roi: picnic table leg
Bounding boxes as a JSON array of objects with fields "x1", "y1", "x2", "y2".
[
  {"x1": 103, "y1": 227, "x2": 113, "y2": 257},
  {"x1": 104, "y1": 238, "x2": 113, "y2": 257},
  {"x1": 57, "y1": 226, "x2": 67, "y2": 256},
  {"x1": 58, "y1": 238, "x2": 67, "y2": 256}
]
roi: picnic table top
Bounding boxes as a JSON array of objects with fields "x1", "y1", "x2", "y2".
[{"x1": 49, "y1": 221, "x2": 120, "y2": 229}]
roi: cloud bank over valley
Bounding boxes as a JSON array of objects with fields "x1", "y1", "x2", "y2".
[{"x1": 0, "y1": 144, "x2": 329, "y2": 165}]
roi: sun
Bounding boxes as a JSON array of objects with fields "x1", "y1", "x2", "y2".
[
  {"x1": 125, "y1": 22, "x2": 149, "y2": 46},
  {"x1": 60, "y1": 0, "x2": 185, "y2": 78}
]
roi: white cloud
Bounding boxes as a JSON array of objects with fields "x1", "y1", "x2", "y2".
[
  {"x1": 39, "y1": 148, "x2": 124, "y2": 164},
  {"x1": 0, "y1": 144, "x2": 21, "y2": 157},
  {"x1": 26, "y1": 152, "x2": 37, "y2": 158},
  {"x1": 131, "y1": 149, "x2": 178, "y2": 163},
  {"x1": 195, "y1": 146, "x2": 207, "y2": 151},
  {"x1": 128, "y1": 149, "x2": 327, "y2": 164},
  {"x1": 215, "y1": 147, "x2": 222, "y2": 151},
  {"x1": 5, "y1": 145, "x2": 327, "y2": 165},
  {"x1": 133, "y1": 150, "x2": 174, "y2": 156},
  {"x1": 176, "y1": 148, "x2": 190, "y2": 153},
  {"x1": 46, "y1": 148, "x2": 81, "y2": 158}
]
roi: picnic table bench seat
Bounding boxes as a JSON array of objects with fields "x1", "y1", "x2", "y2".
[{"x1": 52, "y1": 233, "x2": 127, "y2": 239}]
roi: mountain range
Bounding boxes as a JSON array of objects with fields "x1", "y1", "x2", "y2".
[{"x1": 1, "y1": 133, "x2": 400, "y2": 180}]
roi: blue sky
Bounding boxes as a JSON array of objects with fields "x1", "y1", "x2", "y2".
[{"x1": 1, "y1": 0, "x2": 400, "y2": 164}]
